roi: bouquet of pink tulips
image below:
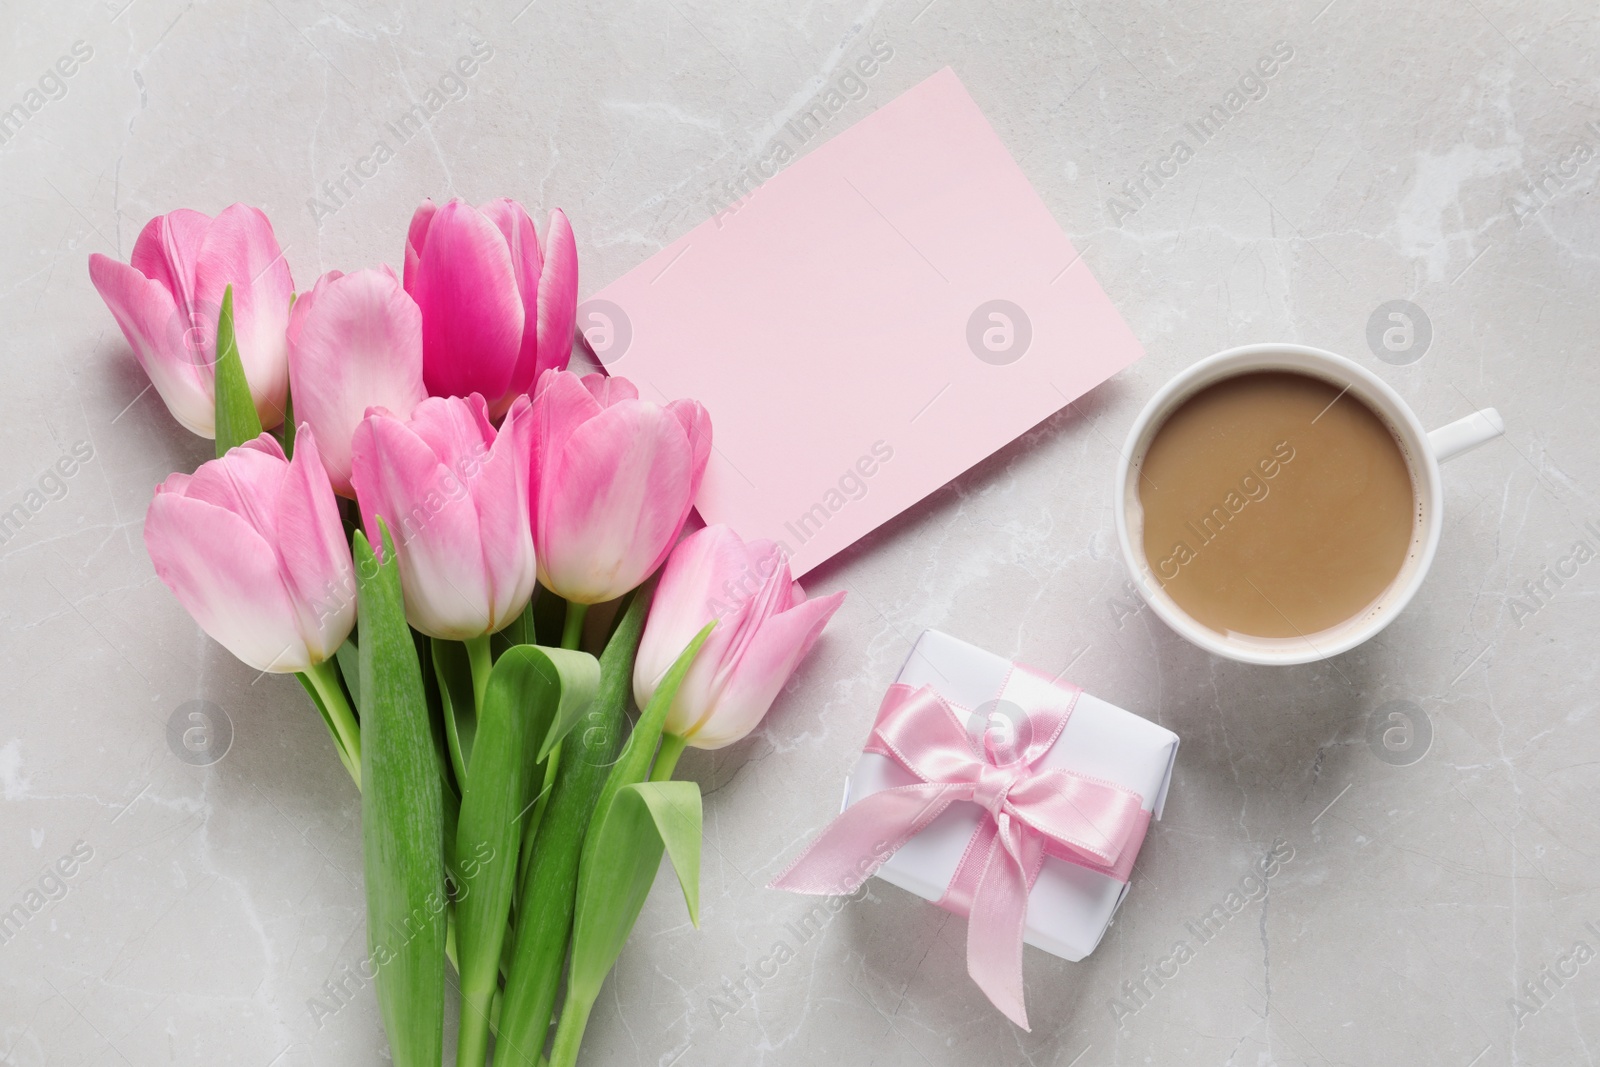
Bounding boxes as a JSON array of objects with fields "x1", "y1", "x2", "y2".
[{"x1": 90, "y1": 199, "x2": 844, "y2": 1066}]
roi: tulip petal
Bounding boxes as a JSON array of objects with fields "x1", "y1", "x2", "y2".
[
  {"x1": 237, "y1": 434, "x2": 290, "y2": 460},
  {"x1": 404, "y1": 198, "x2": 438, "y2": 292},
  {"x1": 713, "y1": 545, "x2": 793, "y2": 679},
  {"x1": 470, "y1": 396, "x2": 536, "y2": 631},
  {"x1": 682, "y1": 591, "x2": 845, "y2": 749},
  {"x1": 407, "y1": 393, "x2": 496, "y2": 468},
  {"x1": 635, "y1": 398, "x2": 712, "y2": 579},
  {"x1": 480, "y1": 199, "x2": 544, "y2": 280},
  {"x1": 89, "y1": 253, "x2": 214, "y2": 437},
  {"x1": 287, "y1": 268, "x2": 426, "y2": 495},
  {"x1": 406, "y1": 393, "x2": 525, "y2": 628},
  {"x1": 180, "y1": 434, "x2": 290, "y2": 536},
  {"x1": 351, "y1": 410, "x2": 493, "y2": 639},
  {"x1": 274, "y1": 427, "x2": 357, "y2": 660},
  {"x1": 538, "y1": 400, "x2": 693, "y2": 604},
  {"x1": 130, "y1": 209, "x2": 210, "y2": 311},
  {"x1": 633, "y1": 529, "x2": 739, "y2": 728},
  {"x1": 287, "y1": 268, "x2": 345, "y2": 350},
  {"x1": 480, "y1": 199, "x2": 544, "y2": 412},
  {"x1": 667, "y1": 546, "x2": 792, "y2": 735},
  {"x1": 145, "y1": 491, "x2": 311, "y2": 673},
  {"x1": 534, "y1": 209, "x2": 578, "y2": 381},
  {"x1": 634, "y1": 525, "x2": 754, "y2": 709},
  {"x1": 410, "y1": 200, "x2": 524, "y2": 404},
  {"x1": 530, "y1": 368, "x2": 603, "y2": 528},
  {"x1": 193, "y1": 205, "x2": 293, "y2": 428},
  {"x1": 581, "y1": 373, "x2": 637, "y2": 406},
  {"x1": 666, "y1": 398, "x2": 712, "y2": 493}
]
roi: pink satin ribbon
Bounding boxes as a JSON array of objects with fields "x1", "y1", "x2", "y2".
[{"x1": 769, "y1": 664, "x2": 1149, "y2": 1030}]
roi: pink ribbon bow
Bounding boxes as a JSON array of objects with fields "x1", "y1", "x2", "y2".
[{"x1": 769, "y1": 664, "x2": 1149, "y2": 1029}]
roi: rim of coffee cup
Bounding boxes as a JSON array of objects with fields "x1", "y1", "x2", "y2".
[{"x1": 1113, "y1": 343, "x2": 1444, "y2": 666}]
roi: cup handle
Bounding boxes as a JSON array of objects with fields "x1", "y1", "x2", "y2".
[{"x1": 1427, "y1": 407, "x2": 1504, "y2": 462}]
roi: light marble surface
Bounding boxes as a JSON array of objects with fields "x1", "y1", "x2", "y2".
[{"x1": 3, "y1": 1, "x2": 1598, "y2": 1064}]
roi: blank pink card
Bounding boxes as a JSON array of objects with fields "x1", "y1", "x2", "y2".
[{"x1": 585, "y1": 67, "x2": 1144, "y2": 575}]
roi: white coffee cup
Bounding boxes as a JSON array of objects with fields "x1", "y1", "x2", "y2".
[{"x1": 1113, "y1": 343, "x2": 1504, "y2": 665}]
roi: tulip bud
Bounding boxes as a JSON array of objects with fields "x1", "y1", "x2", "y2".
[
  {"x1": 530, "y1": 369, "x2": 710, "y2": 605},
  {"x1": 634, "y1": 525, "x2": 844, "y2": 750},
  {"x1": 350, "y1": 393, "x2": 536, "y2": 640},
  {"x1": 90, "y1": 205, "x2": 293, "y2": 437},
  {"x1": 287, "y1": 267, "x2": 427, "y2": 497},
  {"x1": 404, "y1": 197, "x2": 577, "y2": 418},
  {"x1": 144, "y1": 429, "x2": 355, "y2": 673}
]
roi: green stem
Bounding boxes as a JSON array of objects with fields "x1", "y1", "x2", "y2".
[
  {"x1": 562, "y1": 601, "x2": 589, "y2": 651},
  {"x1": 458, "y1": 988, "x2": 493, "y2": 1067},
  {"x1": 650, "y1": 733, "x2": 688, "y2": 782},
  {"x1": 443, "y1": 907, "x2": 505, "y2": 1005},
  {"x1": 548, "y1": 992, "x2": 596, "y2": 1067},
  {"x1": 464, "y1": 634, "x2": 493, "y2": 717},
  {"x1": 304, "y1": 659, "x2": 361, "y2": 789}
]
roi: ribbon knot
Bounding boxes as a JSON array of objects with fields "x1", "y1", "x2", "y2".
[
  {"x1": 971, "y1": 762, "x2": 1017, "y2": 820},
  {"x1": 769, "y1": 665, "x2": 1150, "y2": 1031}
]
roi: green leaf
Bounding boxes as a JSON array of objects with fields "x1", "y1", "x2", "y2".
[
  {"x1": 633, "y1": 783, "x2": 702, "y2": 921},
  {"x1": 431, "y1": 638, "x2": 475, "y2": 792},
  {"x1": 536, "y1": 652, "x2": 600, "y2": 763},
  {"x1": 355, "y1": 521, "x2": 446, "y2": 1067},
  {"x1": 496, "y1": 590, "x2": 646, "y2": 1067},
  {"x1": 212, "y1": 285, "x2": 262, "y2": 456},
  {"x1": 569, "y1": 782, "x2": 702, "y2": 995},
  {"x1": 588, "y1": 620, "x2": 715, "y2": 839},
  {"x1": 544, "y1": 620, "x2": 715, "y2": 1067},
  {"x1": 548, "y1": 780, "x2": 702, "y2": 1067},
  {"x1": 453, "y1": 644, "x2": 598, "y2": 1067}
]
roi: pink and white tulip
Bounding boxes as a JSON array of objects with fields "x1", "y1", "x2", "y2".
[
  {"x1": 404, "y1": 197, "x2": 578, "y2": 418},
  {"x1": 89, "y1": 205, "x2": 294, "y2": 437},
  {"x1": 144, "y1": 429, "x2": 354, "y2": 673},
  {"x1": 634, "y1": 525, "x2": 844, "y2": 750},
  {"x1": 530, "y1": 370, "x2": 710, "y2": 605},
  {"x1": 287, "y1": 267, "x2": 427, "y2": 497},
  {"x1": 351, "y1": 393, "x2": 535, "y2": 640}
]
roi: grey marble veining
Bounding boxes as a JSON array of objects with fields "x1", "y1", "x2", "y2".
[{"x1": 2, "y1": 1, "x2": 1598, "y2": 1064}]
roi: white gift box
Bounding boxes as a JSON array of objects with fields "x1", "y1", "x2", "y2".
[{"x1": 844, "y1": 629, "x2": 1179, "y2": 961}]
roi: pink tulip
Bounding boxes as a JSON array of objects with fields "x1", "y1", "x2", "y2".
[
  {"x1": 634, "y1": 525, "x2": 844, "y2": 750},
  {"x1": 350, "y1": 393, "x2": 535, "y2": 640},
  {"x1": 530, "y1": 369, "x2": 710, "y2": 605},
  {"x1": 144, "y1": 429, "x2": 354, "y2": 673},
  {"x1": 89, "y1": 205, "x2": 294, "y2": 437},
  {"x1": 287, "y1": 267, "x2": 427, "y2": 497},
  {"x1": 404, "y1": 197, "x2": 578, "y2": 419}
]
